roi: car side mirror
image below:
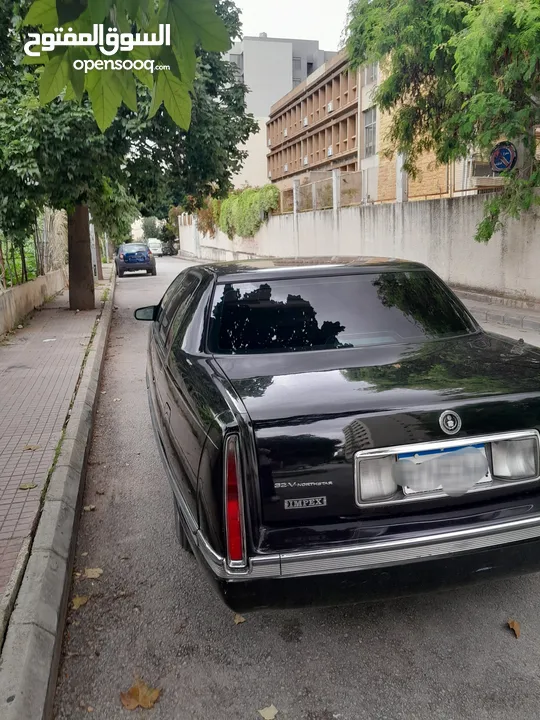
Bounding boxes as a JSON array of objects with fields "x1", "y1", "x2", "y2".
[{"x1": 134, "y1": 306, "x2": 157, "y2": 321}]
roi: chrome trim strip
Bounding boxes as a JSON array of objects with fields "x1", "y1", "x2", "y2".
[
  {"x1": 279, "y1": 514, "x2": 540, "y2": 577},
  {"x1": 196, "y1": 513, "x2": 540, "y2": 581},
  {"x1": 355, "y1": 429, "x2": 540, "y2": 508}
]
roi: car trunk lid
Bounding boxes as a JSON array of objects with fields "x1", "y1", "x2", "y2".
[{"x1": 215, "y1": 333, "x2": 540, "y2": 528}]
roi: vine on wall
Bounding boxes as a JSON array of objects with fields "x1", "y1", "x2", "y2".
[{"x1": 195, "y1": 185, "x2": 280, "y2": 240}]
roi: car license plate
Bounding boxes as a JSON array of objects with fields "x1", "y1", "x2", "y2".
[{"x1": 396, "y1": 444, "x2": 491, "y2": 497}]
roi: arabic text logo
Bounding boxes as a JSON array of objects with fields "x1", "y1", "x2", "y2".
[{"x1": 24, "y1": 24, "x2": 171, "y2": 58}]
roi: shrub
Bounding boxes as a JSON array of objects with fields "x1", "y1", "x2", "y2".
[{"x1": 218, "y1": 185, "x2": 279, "y2": 239}]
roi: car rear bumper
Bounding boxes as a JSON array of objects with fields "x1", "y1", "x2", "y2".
[
  {"x1": 210, "y1": 537, "x2": 540, "y2": 611},
  {"x1": 118, "y1": 262, "x2": 154, "y2": 272},
  {"x1": 191, "y1": 507, "x2": 540, "y2": 611}
]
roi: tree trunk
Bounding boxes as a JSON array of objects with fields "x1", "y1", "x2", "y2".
[
  {"x1": 68, "y1": 203, "x2": 95, "y2": 311},
  {"x1": 106, "y1": 234, "x2": 113, "y2": 262},
  {"x1": 94, "y1": 230, "x2": 104, "y2": 281},
  {"x1": 20, "y1": 244, "x2": 28, "y2": 282},
  {"x1": 0, "y1": 237, "x2": 5, "y2": 289}
]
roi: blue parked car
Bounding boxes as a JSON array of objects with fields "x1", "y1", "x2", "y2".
[{"x1": 115, "y1": 243, "x2": 157, "y2": 278}]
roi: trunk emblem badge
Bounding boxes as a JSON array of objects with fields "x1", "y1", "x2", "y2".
[{"x1": 440, "y1": 410, "x2": 462, "y2": 435}]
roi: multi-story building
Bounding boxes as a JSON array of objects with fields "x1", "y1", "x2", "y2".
[
  {"x1": 267, "y1": 49, "x2": 508, "y2": 204},
  {"x1": 225, "y1": 34, "x2": 336, "y2": 188}
]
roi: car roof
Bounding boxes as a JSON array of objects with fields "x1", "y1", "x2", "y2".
[{"x1": 205, "y1": 256, "x2": 429, "y2": 283}]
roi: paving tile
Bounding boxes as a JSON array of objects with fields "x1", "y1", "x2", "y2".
[{"x1": 0, "y1": 273, "x2": 110, "y2": 595}]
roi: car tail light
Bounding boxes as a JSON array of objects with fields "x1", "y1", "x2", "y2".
[
  {"x1": 148, "y1": 250, "x2": 153, "y2": 255},
  {"x1": 225, "y1": 435, "x2": 246, "y2": 567},
  {"x1": 491, "y1": 438, "x2": 538, "y2": 480}
]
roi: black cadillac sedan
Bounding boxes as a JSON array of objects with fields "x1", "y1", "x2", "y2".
[{"x1": 135, "y1": 257, "x2": 540, "y2": 612}]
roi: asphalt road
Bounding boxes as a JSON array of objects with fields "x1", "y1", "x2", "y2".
[{"x1": 54, "y1": 257, "x2": 540, "y2": 720}]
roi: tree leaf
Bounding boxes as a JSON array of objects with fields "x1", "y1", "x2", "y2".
[
  {"x1": 40, "y1": 53, "x2": 69, "y2": 104},
  {"x1": 88, "y1": 0, "x2": 113, "y2": 25},
  {"x1": 84, "y1": 568, "x2": 103, "y2": 579},
  {"x1": 23, "y1": 0, "x2": 57, "y2": 28},
  {"x1": 57, "y1": 0, "x2": 88, "y2": 24},
  {"x1": 67, "y1": 48, "x2": 87, "y2": 100},
  {"x1": 258, "y1": 705, "x2": 279, "y2": 720},
  {"x1": 117, "y1": 71, "x2": 138, "y2": 113},
  {"x1": 72, "y1": 595, "x2": 89, "y2": 610},
  {"x1": 86, "y1": 70, "x2": 123, "y2": 132},
  {"x1": 169, "y1": 0, "x2": 230, "y2": 53},
  {"x1": 508, "y1": 619, "x2": 521, "y2": 638},
  {"x1": 120, "y1": 678, "x2": 161, "y2": 710},
  {"x1": 148, "y1": 71, "x2": 166, "y2": 118},
  {"x1": 63, "y1": 82, "x2": 76, "y2": 101},
  {"x1": 161, "y1": 71, "x2": 192, "y2": 129}
]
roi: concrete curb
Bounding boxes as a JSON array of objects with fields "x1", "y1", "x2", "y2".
[{"x1": 0, "y1": 272, "x2": 116, "y2": 720}]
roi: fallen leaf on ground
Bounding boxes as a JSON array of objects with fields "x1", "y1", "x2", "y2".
[
  {"x1": 17, "y1": 324, "x2": 23, "y2": 329},
  {"x1": 74, "y1": 572, "x2": 81, "y2": 578},
  {"x1": 393, "y1": 364, "x2": 402, "y2": 369},
  {"x1": 120, "y1": 678, "x2": 161, "y2": 710},
  {"x1": 19, "y1": 483, "x2": 37, "y2": 491},
  {"x1": 24, "y1": 445, "x2": 41, "y2": 451},
  {"x1": 83, "y1": 505, "x2": 96, "y2": 512},
  {"x1": 81, "y1": 552, "x2": 88, "y2": 557},
  {"x1": 234, "y1": 614, "x2": 246, "y2": 625},
  {"x1": 508, "y1": 619, "x2": 521, "y2": 638},
  {"x1": 72, "y1": 596, "x2": 89, "y2": 610},
  {"x1": 258, "y1": 705, "x2": 279, "y2": 720},
  {"x1": 84, "y1": 568, "x2": 103, "y2": 580},
  {"x1": 87, "y1": 707, "x2": 94, "y2": 713},
  {"x1": 101, "y1": 391, "x2": 107, "y2": 395},
  {"x1": 43, "y1": 338, "x2": 56, "y2": 342},
  {"x1": 96, "y1": 489, "x2": 106, "y2": 495},
  {"x1": 113, "y1": 398, "x2": 121, "y2": 402}
]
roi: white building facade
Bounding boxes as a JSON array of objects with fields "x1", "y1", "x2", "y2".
[{"x1": 226, "y1": 34, "x2": 336, "y2": 188}]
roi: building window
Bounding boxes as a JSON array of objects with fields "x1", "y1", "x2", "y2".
[
  {"x1": 363, "y1": 107, "x2": 377, "y2": 158},
  {"x1": 307, "y1": 62, "x2": 314, "y2": 76},
  {"x1": 364, "y1": 62, "x2": 378, "y2": 85},
  {"x1": 293, "y1": 57, "x2": 302, "y2": 72}
]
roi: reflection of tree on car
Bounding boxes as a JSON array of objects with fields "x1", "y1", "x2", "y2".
[
  {"x1": 342, "y1": 271, "x2": 540, "y2": 397},
  {"x1": 211, "y1": 283, "x2": 348, "y2": 353}
]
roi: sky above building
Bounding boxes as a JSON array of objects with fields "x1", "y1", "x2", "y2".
[{"x1": 235, "y1": 0, "x2": 350, "y2": 52}]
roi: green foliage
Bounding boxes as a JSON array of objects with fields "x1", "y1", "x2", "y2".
[
  {"x1": 22, "y1": 0, "x2": 232, "y2": 131},
  {"x1": 347, "y1": 0, "x2": 540, "y2": 242},
  {"x1": 0, "y1": 0, "x2": 256, "y2": 273},
  {"x1": 141, "y1": 216, "x2": 159, "y2": 239},
  {"x1": 89, "y1": 177, "x2": 140, "y2": 244},
  {"x1": 218, "y1": 185, "x2": 280, "y2": 239},
  {"x1": 122, "y1": 1, "x2": 259, "y2": 216}
]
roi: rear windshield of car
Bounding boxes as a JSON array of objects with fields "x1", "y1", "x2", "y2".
[
  {"x1": 208, "y1": 271, "x2": 477, "y2": 354},
  {"x1": 124, "y1": 244, "x2": 148, "y2": 253}
]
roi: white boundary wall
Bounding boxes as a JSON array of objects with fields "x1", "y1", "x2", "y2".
[
  {"x1": 179, "y1": 196, "x2": 540, "y2": 301},
  {"x1": 0, "y1": 268, "x2": 67, "y2": 336}
]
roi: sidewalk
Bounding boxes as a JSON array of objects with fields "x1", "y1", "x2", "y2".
[{"x1": 0, "y1": 267, "x2": 112, "y2": 597}]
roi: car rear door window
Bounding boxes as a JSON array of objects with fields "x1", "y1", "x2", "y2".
[{"x1": 208, "y1": 271, "x2": 477, "y2": 354}]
